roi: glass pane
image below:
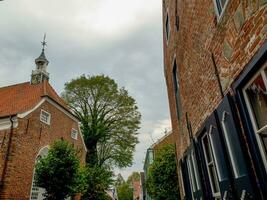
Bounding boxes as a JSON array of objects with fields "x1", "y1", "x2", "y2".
[
  {"x1": 187, "y1": 157, "x2": 196, "y2": 192},
  {"x1": 203, "y1": 135, "x2": 212, "y2": 163},
  {"x1": 245, "y1": 73, "x2": 267, "y2": 129},
  {"x1": 222, "y1": 113, "x2": 246, "y2": 178},
  {"x1": 216, "y1": 0, "x2": 222, "y2": 14},
  {"x1": 191, "y1": 151, "x2": 201, "y2": 190},
  {"x1": 166, "y1": 15, "x2": 170, "y2": 39},
  {"x1": 210, "y1": 164, "x2": 220, "y2": 194}
]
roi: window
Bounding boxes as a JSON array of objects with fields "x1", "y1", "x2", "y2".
[
  {"x1": 202, "y1": 132, "x2": 220, "y2": 198},
  {"x1": 173, "y1": 61, "x2": 182, "y2": 119},
  {"x1": 243, "y1": 61, "x2": 267, "y2": 171},
  {"x1": 30, "y1": 147, "x2": 48, "y2": 200},
  {"x1": 175, "y1": 0, "x2": 179, "y2": 31},
  {"x1": 186, "y1": 148, "x2": 202, "y2": 198},
  {"x1": 221, "y1": 111, "x2": 247, "y2": 178},
  {"x1": 213, "y1": 0, "x2": 229, "y2": 17},
  {"x1": 40, "y1": 110, "x2": 51, "y2": 125},
  {"x1": 165, "y1": 13, "x2": 170, "y2": 40},
  {"x1": 71, "y1": 129, "x2": 78, "y2": 140}
]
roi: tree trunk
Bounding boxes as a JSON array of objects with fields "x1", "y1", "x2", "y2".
[{"x1": 86, "y1": 141, "x2": 98, "y2": 166}]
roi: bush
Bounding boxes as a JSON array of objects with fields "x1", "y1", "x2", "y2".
[
  {"x1": 146, "y1": 145, "x2": 180, "y2": 200},
  {"x1": 35, "y1": 140, "x2": 81, "y2": 200}
]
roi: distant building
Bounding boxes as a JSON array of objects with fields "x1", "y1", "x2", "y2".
[
  {"x1": 143, "y1": 148, "x2": 154, "y2": 200},
  {"x1": 163, "y1": 0, "x2": 267, "y2": 199},
  {"x1": 143, "y1": 131, "x2": 174, "y2": 200},
  {"x1": 0, "y1": 42, "x2": 87, "y2": 199},
  {"x1": 133, "y1": 180, "x2": 141, "y2": 200},
  {"x1": 140, "y1": 172, "x2": 145, "y2": 200}
]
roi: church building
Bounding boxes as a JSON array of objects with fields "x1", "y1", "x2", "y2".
[{"x1": 0, "y1": 40, "x2": 87, "y2": 199}]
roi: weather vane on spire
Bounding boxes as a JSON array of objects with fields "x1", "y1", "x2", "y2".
[{"x1": 41, "y1": 33, "x2": 47, "y2": 51}]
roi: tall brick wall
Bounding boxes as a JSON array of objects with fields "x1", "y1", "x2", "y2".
[
  {"x1": 0, "y1": 101, "x2": 86, "y2": 199},
  {"x1": 163, "y1": 0, "x2": 267, "y2": 161}
]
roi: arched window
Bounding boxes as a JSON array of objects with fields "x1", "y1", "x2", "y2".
[{"x1": 30, "y1": 147, "x2": 49, "y2": 200}]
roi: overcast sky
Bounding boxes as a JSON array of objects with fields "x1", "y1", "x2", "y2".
[{"x1": 0, "y1": 0, "x2": 171, "y2": 178}]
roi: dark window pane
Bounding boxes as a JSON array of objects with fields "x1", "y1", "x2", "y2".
[
  {"x1": 216, "y1": 0, "x2": 222, "y2": 14},
  {"x1": 203, "y1": 135, "x2": 212, "y2": 163},
  {"x1": 210, "y1": 164, "x2": 220, "y2": 194},
  {"x1": 166, "y1": 15, "x2": 170, "y2": 40},
  {"x1": 222, "y1": 113, "x2": 247, "y2": 178}
]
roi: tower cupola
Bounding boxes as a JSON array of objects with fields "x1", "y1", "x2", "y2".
[{"x1": 31, "y1": 34, "x2": 50, "y2": 84}]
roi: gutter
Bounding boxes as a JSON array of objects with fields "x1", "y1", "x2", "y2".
[{"x1": 0, "y1": 116, "x2": 15, "y2": 188}]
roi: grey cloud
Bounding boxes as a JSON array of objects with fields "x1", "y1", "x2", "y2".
[{"x1": 0, "y1": 0, "x2": 170, "y2": 179}]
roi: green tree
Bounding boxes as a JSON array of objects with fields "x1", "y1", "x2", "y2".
[
  {"x1": 35, "y1": 140, "x2": 80, "y2": 200},
  {"x1": 62, "y1": 75, "x2": 141, "y2": 167},
  {"x1": 81, "y1": 165, "x2": 114, "y2": 200},
  {"x1": 126, "y1": 171, "x2": 140, "y2": 184},
  {"x1": 117, "y1": 182, "x2": 133, "y2": 200},
  {"x1": 146, "y1": 145, "x2": 180, "y2": 200},
  {"x1": 115, "y1": 174, "x2": 133, "y2": 200}
]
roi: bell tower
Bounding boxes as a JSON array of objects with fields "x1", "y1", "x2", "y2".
[{"x1": 31, "y1": 34, "x2": 50, "y2": 84}]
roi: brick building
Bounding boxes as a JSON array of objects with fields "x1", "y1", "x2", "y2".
[
  {"x1": 0, "y1": 45, "x2": 87, "y2": 199},
  {"x1": 143, "y1": 131, "x2": 174, "y2": 200},
  {"x1": 163, "y1": 0, "x2": 267, "y2": 199}
]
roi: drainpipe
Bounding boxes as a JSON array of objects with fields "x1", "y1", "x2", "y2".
[
  {"x1": 211, "y1": 53, "x2": 224, "y2": 99},
  {"x1": 0, "y1": 116, "x2": 15, "y2": 188}
]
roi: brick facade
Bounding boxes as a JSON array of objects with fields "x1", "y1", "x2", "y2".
[
  {"x1": 0, "y1": 100, "x2": 86, "y2": 199},
  {"x1": 163, "y1": 0, "x2": 267, "y2": 199}
]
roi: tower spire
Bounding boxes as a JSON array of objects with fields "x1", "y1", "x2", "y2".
[
  {"x1": 31, "y1": 34, "x2": 50, "y2": 85},
  {"x1": 41, "y1": 33, "x2": 47, "y2": 52}
]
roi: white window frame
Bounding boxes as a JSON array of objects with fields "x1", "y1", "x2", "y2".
[
  {"x1": 30, "y1": 147, "x2": 49, "y2": 200},
  {"x1": 212, "y1": 0, "x2": 230, "y2": 20},
  {"x1": 40, "y1": 109, "x2": 51, "y2": 125},
  {"x1": 242, "y1": 62, "x2": 267, "y2": 172},
  {"x1": 71, "y1": 128, "x2": 78, "y2": 140},
  {"x1": 191, "y1": 150, "x2": 201, "y2": 190},
  {"x1": 201, "y1": 132, "x2": 221, "y2": 198},
  {"x1": 187, "y1": 156, "x2": 196, "y2": 195}
]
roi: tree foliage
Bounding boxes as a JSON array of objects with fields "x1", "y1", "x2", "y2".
[
  {"x1": 62, "y1": 75, "x2": 141, "y2": 168},
  {"x1": 126, "y1": 171, "x2": 140, "y2": 184},
  {"x1": 115, "y1": 174, "x2": 133, "y2": 200},
  {"x1": 35, "y1": 140, "x2": 80, "y2": 200},
  {"x1": 81, "y1": 165, "x2": 114, "y2": 200},
  {"x1": 146, "y1": 145, "x2": 180, "y2": 200}
]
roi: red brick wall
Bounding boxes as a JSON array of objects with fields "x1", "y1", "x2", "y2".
[
  {"x1": 0, "y1": 101, "x2": 86, "y2": 199},
  {"x1": 163, "y1": 1, "x2": 267, "y2": 197},
  {"x1": 163, "y1": 0, "x2": 267, "y2": 160}
]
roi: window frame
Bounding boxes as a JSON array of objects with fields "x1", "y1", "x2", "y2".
[
  {"x1": 201, "y1": 132, "x2": 221, "y2": 198},
  {"x1": 172, "y1": 59, "x2": 182, "y2": 120},
  {"x1": 30, "y1": 147, "x2": 49, "y2": 200},
  {"x1": 212, "y1": 0, "x2": 230, "y2": 20},
  {"x1": 242, "y1": 62, "x2": 267, "y2": 172},
  {"x1": 71, "y1": 128, "x2": 78, "y2": 140},
  {"x1": 40, "y1": 109, "x2": 51, "y2": 125}
]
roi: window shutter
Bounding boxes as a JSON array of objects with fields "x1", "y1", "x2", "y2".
[
  {"x1": 202, "y1": 112, "x2": 232, "y2": 199},
  {"x1": 216, "y1": 94, "x2": 255, "y2": 199}
]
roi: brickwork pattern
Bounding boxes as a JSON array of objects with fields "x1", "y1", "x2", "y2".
[
  {"x1": 163, "y1": 1, "x2": 267, "y2": 197},
  {"x1": 0, "y1": 101, "x2": 86, "y2": 199},
  {"x1": 163, "y1": 0, "x2": 267, "y2": 161}
]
